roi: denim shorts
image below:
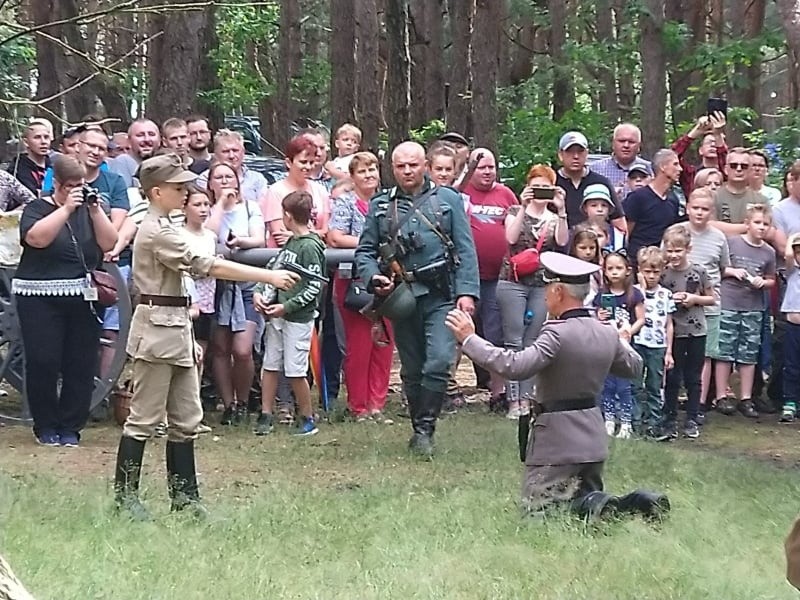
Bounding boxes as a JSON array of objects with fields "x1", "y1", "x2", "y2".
[
  {"x1": 101, "y1": 265, "x2": 131, "y2": 331},
  {"x1": 718, "y1": 309, "x2": 763, "y2": 364}
]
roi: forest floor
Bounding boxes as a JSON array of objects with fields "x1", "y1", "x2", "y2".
[{"x1": 1, "y1": 359, "x2": 800, "y2": 599}]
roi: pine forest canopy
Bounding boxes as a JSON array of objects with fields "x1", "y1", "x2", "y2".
[{"x1": 1, "y1": 0, "x2": 799, "y2": 187}]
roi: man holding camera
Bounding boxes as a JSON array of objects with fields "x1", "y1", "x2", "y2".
[{"x1": 355, "y1": 141, "x2": 479, "y2": 457}]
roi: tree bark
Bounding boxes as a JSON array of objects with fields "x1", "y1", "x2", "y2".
[
  {"x1": 776, "y1": 0, "x2": 800, "y2": 109},
  {"x1": 497, "y1": 0, "x2": 511, "y2": 87},
  {"x1": 145, "y1": 0, "x2": 209, "y2": 127},
  {"x1": 275, "y1": 0, "x2": 302, "y2": 149},
  {"x1": 355, "y1": 0, "x2": 382, "y2": 153},
  {"x1": 549, "y1": 0, "x2": 574, "y2": 120},
  {"x1": 196, "y1": 5, "x2": 224, "y2": 131},
  {"x1": 330, "y1": 0, "x2": 357, "y2": 134},
  {"x1": 595, "y1": 0, "x2": 618, "y2": 123},
  {"x1": 639, "y1": 0, "x2": 667, "y2": 155},
  {"x1": 385, "y1": 0, "x2": 411, "y2": 156},
  {"x1": 424, "y1": 0, "x2": 445, "y2": 121},
  {"x1": 471, "y1": 0, "x2": 500, "y2": 151},
  {"x1": 447, "y1": 0, "x2": 473, "y2": 136},
  {"x1": 408, "y1": 0, "x2": 428, "y2": 128},
  {"x1": 666, "y1": 0, "x2": 706, "y2": 129},
  {"x1": 30, "y1": 0, "x2": 63, "y2": 121},
  {"x1": 727, "y1": 0, "x2": 765, "y2": 137},
  {"x1": 59, "y1": 0, "x2": 101, "y2": 121},
  {"x1": 614, "y1": 0, "x2": 635, "y2": 119},
  {"x1": 509, "y1": 21, "x2": 535, "y2": 86}
]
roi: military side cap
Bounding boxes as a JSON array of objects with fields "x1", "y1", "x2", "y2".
[
  {"x1": 581, "y1": 183, "x2": 614, "y2": 207},
  {"x1": 541, "y1": 251, "x2": 600, "y2": 285},
  {"x1": 439, "y1": 131, "x2": 469, "y2": 146},
  {"x1": 790, "y1": 232, "x2": 800, "y2": 248},
  {"x1": 136, "y1": 152, "x2": 197, "y2": 191}
]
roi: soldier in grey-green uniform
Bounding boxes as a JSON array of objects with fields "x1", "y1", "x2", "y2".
[{"x1": 355, "y1": 141, "x2": 479, "y2": 456}]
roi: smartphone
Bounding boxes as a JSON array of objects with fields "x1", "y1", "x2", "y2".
[
  {"x1": 530, "y1": 185, "x2": 556, "y2": 200},
  {"x1": 707, "y1": 97, "x2": 728, "y2": 118},
  {"x1": 227, "y1": 231, "x2": 235, "y2": 243},
  {"x1": 600, "y1": 294, "x2": 616, "y2": 311}
]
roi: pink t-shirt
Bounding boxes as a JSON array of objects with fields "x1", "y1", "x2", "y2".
[
  {"x1": 259, "y1": 179, "x2": 330, "y2": 247},
  {"x1": 462, "y1": 182, "x2": 519, "y2": 280}
]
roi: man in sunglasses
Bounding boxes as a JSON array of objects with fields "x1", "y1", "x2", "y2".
[{"x1": 711, "y1": 147, "x2": 770, "y2": 234}]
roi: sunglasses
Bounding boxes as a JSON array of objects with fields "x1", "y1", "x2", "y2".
[{"x1": 728, "y1": 162, "x2": 749, "y2": 171}]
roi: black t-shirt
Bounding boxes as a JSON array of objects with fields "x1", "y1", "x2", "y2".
[
  {"x1": 16, "y1": 197, "x2": 101, "y2": 280},
  {"x1": 557, "y1": 170, "x2": 623, "y2": 227},
  {"x1": 623, "y1": 185, "x2": 680, "y2": 264},
  {"x1": 189, "y1": 158, "x2": 211, "y2": 175}
]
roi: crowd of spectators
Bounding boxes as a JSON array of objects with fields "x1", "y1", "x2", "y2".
[{"x1": 6, "y1": 108, "x2": 800, "y2": 446}]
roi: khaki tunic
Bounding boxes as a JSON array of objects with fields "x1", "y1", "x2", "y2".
[
  {"x1": 122, "y1": 208, "x2": 216, "y2": 442},
  {"x1": 462, "y1": 310, "x2": 643, "y2": 505}
]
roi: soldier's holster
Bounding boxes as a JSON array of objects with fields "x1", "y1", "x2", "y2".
[{"x1": 518, "y1": 413, "x2": 532, "y2": 463}]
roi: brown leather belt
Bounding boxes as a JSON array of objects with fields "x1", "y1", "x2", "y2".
[{"x1": 139, "y1": 294, "x2": 191, "y2": 307}]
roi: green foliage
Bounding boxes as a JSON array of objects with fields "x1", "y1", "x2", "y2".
[
  {"x1": 497, "y1": 101, "x2": 611, "y2": 191},
  {"x1": 0, "y1": 23, "x2": 36, "y2": 123},
  {"x1": 743, "y1": 108, "x2": 800, "y2": 180},
  {"x1": 204, "y1": 2, "x2": 279, "y2": 113},
  {"x1": 409, "y1": 119, "x2": 446, "y2": 146}
]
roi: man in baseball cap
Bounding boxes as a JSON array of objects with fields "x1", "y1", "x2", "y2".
[{"x1": 558, "y1": 131, "x2": 589, "y2": 152}]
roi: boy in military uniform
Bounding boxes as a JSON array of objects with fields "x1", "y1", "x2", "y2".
[
  {"x1": 355, "y1": 141, "x2": 479, "y2": 457},
  {"x1": 113, "y1": 153, "x2": 299, "y2": 518},
  {"x1": 447, "y1": 253, "x2": 670, "y2": 520}
]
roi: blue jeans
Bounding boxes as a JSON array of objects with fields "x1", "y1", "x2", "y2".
[
  {"x1": 783, "y1": 322, "x2": 800, "y2": 409},
  {"x1": 633, "y1": 345, "x2": 665, "y2": 429},
  {"x1": 602, "y1": 375, "x2": 633, "y2": 424}
]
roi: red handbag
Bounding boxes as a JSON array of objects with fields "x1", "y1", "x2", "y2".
[{"x1": 508, "y1": 220, "x2": 549, "y2": 282}]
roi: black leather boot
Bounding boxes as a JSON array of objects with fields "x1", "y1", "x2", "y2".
[
  {"x1": 408, "y1": 387, "x2": 443, "y2": 458},
  {"x1": 114, "y1": 436, "x2": 150, "y2": 521},
  {"x1": 166, "y1": 440, "x2": 208, "y2": 518},
  {"x1": 570, "y1": 491, "x2": 619, "y2": 521},
  {"x1": 615, "y1": 489, "x2": 670, "y2": 518}
]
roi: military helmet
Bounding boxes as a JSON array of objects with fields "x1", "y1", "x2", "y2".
[{"x1": 376, "y1": 281, "x2": 416, "y2": 320}]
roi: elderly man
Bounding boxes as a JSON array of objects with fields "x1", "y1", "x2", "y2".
[
  {"x1": 355, "y1": 141, "x2": 479, "y2": 457},
  {"x1": 623, "y1": 148, "x2": 682, "y2": 266},
  {"x1": 109, "y1": 118, "x2": 160, "y2": 188},
  {"x1": 446, "y1": 252, "x2": 669, "y2": 519},
  {"x1": 590, "y1": 123, "x2": 652, "y2": 194},
  {"x1": 196, "y1": 129, "x2": 267, "y2": 203}
]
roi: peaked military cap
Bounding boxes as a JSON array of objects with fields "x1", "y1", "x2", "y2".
[
  {"x1": 136, "y1": 152, "x2": 197, "y2": 191},
  {"x1": 540, "y1": 251, "x2": 600, "y2": 285}
]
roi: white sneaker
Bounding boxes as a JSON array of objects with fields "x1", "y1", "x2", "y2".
[
  {"x1": 507, "y1": 400, "x2": 521, "y2": 420},
  {"x1": 605, "y1": 420, "x2": 616, "y2": 436},
  {"x1": 615, "y1": 423, "x2": 632, "y2": 439}
]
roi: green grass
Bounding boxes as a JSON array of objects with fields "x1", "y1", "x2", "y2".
[{"x1": 1, "y1": 411, "x2": 799, "y2": 599}]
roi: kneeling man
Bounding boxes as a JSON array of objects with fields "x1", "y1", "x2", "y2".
[{"x1": 446, "y1": 252, "x2": 669, "y2": 519}]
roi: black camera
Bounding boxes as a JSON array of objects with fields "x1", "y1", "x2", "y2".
[{"x1": 82, "y1": 184, "x2": 100, "y2": 206}]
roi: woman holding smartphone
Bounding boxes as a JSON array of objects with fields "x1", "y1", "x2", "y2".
[
  {"x1": 496, "y1": 164, "x2": 568, "y2": 419},
  {"x1": 205, "y1": 161, "x2": 266, "y2": 425}
]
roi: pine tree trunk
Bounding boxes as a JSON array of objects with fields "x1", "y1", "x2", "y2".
[
  {"x1": 549, "y1": 0, "x2": 574, "y2": 120},
  {"x1": 595, "y1": 0, "x2": 618, "y2": 123},
  {"x1": 408, "y1": 0, "x2": 428, "y2": 128},
  {"x1": 471, "y1": 0, "x2": 500, "y2": 151},
  {"x1": 0, "y1": 553, "x2": 35, "y2": 600},
  {"x1": 776, "y1": 0, "x2": 800, "y2": 109},
  {"x1": 614, "y1": 0, "x2": 635, "y2": 119},
  {"x1": 447, "y1": 0, "x2": 473, "y2": 136},
  {"x1": 355, "y1": 0, "x2": 382, "y2": 153},
  {"x1": 145, "y1": 0, "x2": 208, "y2": 127},
  {"x1": 666, "y1": 0, "x2": 706, "y2": 129},
  {"x1": 330, "y1": 0, "x2": 357, "y2": 134},
  {"x1": 30, "y1": 0, "x2": 63, "y2": 121},
  {"x1": 639, "y1": 0, "x2": 667, "y2": 155},
  {"x1": 197, "y1": 5, "x2": 224, "y2": 131},
  {"x1": 424, "y1": 0, "x2": 445, "y2": 121},
  {"x1": 275, "y1": 0, "x2": 302, "y2": 149},
  {"x1": 385, "y1": 0, "x2": 411, "y2": 156}
]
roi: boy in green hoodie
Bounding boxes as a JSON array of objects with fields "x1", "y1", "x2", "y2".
[{"x1": 254, "y1": 191, "x2": 327, "y2": 436}]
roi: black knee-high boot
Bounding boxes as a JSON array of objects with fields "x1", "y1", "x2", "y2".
[
  {"x1": 114, "y1": 436, "x2": 150, "y2": 521},
  {"x1": 409, "y1": 387, "x2": 443, "y2": 457},
  {"x1": 166, "y1": 440, "x2": 207, "y2": 516}
]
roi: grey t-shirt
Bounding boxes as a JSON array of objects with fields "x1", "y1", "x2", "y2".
[
  {"x1": 715, "y1": 187, "x2": 767, "y2": 225},
  {"x1": 688, "y1": 224, "x2": 730, "y2": 316},
  {"x1": 721, "y1": 235, "x2": 776, "y2": 312},
  {"x1": 108, "y1": 154, "x2": 140, "y2": 188},
  {"x1": 773, "y1": 197, "x2": 800, "y2": 236},
  {"x1": 660, "y1": 263, "x2": 710, "y2": 338},
  {"x1": 781, "y1": 263, "x2": 800, "y2": 314}
]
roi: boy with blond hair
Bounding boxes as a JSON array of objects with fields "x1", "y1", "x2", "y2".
[
  {"x1": 715, "y1": 204, "x2": 776, "y2": 418},
  {"x1": 326, "y1": 123, "x2": 362, "y2": 181},
  {"x1": 633, "y1": 246, "x2": 675, "y2": 436}
]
